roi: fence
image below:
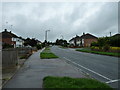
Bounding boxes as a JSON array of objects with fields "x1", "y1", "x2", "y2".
[
  {"x1": 2, "y1": 49, "x2": 18, "y2": 69},
  {"x1": 2, "y1": 47, "x2": 37, "y2": 69}
]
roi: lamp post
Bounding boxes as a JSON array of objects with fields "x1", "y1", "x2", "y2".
[
  {"x1": 45, "y1": 30, "x2": 50, "y2": 46},
  {"x1": 61, "y1": 35, "x2": 64, "y2": 40}
]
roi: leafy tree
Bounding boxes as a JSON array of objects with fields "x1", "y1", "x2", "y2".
[
  {"x1": 24, "y1": 38, "x2": 37, "y2": 47},
  {"x1": 55, "y1": 39, "x2": 68, "y2": 47},
  {"x1": 109, "y1": 34, "x2": 120, "y2": 47},
  {"x1": 36, "y1": 44, "x2": 42, "y2": 50}
]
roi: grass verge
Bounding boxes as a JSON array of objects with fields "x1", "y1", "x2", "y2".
[
  {"x1": 40, "y1": 47, "x2": 58, "y2": 59},
  {"x1": 76, "y1": 49, "x2": 120, "y2": 57},
  {"x1": 43, "y1": 76, "x2": 112, "y2": 88}
]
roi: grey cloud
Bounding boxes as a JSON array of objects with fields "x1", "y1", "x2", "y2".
[{"x1": 2, "y1": 2, "x2": 118, "y2": 42}]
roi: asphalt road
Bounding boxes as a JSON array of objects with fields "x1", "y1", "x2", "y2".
[{"x1": 51, "y1": 46, "x2": 119, "y2": 88}]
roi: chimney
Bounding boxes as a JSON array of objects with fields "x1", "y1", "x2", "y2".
[
  {"x1": 4, "y1": 29, "x2": 7, "y2": 32},
  {"x1": 10, "y1": 31, "x2": 11, "y2": 33},
  {"x1": 83, "y1": 32, "x2": 85, "y2": 35}
]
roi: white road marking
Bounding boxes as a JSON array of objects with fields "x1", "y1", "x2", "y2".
[
  {"x1": 106, "y1": 79, "x2": 120, "y2": 84},
  {"x1": 63, "y1": 57, "x2": 112, "y2": 81}
]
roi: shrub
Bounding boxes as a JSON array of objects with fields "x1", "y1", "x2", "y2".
[
  {"x1": 2, "y1": 43, "x2": 14, "y2": 49},
  {"x1": 110, "y1": 47, "x2": 120, "y2": 50},
  {"x1": 36, "y1": 44, "x2": 42, "y2": 50},
  {"x1": 91, "y1": 42, "x2": 99, "y2": 47},
  {"x1": 103, "y1": 44, "x2": 110, "y2": 52}
]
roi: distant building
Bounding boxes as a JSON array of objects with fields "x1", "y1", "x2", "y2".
[
  {"x1": 69, "y1": 33, "x2": 98, "y2": 47},
  {"x1": 1, "y1": 29, "x2": 24, "y2": 48},
  {"x1": 36, "y1": 39, "x2": 42, "y2": 45},
  {"x1": 69, "y1": 38, "x2": 75, "y2": 46},
  {"x1": 80, "y1": 33, "x2": 98, "y2": 47}
]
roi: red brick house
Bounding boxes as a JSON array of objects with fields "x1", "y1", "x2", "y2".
[
  {"x1": 69, "y1": 33, "x2": 98, "y2": 47},
  {"x1": 80, "y1": 33, "x2": 98, "y2": 47},
  {"x1": 1, "y1": 29, "x2": 16, "y2": 46},
  {"x1": 1, "y1": 29, "x2": 24, "y2": 48}
]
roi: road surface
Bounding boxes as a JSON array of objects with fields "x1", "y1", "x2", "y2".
[{"x1": 51, "y1": 46, "x2": 119, "y2": 88}]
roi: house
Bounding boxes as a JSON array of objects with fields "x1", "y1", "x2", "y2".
[
  {"x1": 15, "y1": 37, "x2": 25, "y2": 47},
  {"x1": 36, "y1": 39, "x2": 42, "y2": 45},
  {"x1": 1, "y1": 29, "x2": 24, "y2": 48},
  {"x1": 80, "y1": 33, "x2": 98, "y2": 47},
  {"x1": 69, "y1": 38, "x2": 75, "y2": 46},
  {"x1": 69, "y1": 33, "x2": 98, "y2": 47}
]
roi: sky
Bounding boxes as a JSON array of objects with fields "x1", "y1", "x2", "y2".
[{"x1": 2, "y1": 2, "x2": 118, "y2": 42}]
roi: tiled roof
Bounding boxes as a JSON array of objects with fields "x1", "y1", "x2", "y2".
[
  {"x1": 69, "y1": 33, "x2": 98, "y2": 42},
  {"x1": 112, "y1": 33, "x2": 120, "y2": 37},
  {"x1": 80, "y1": 33, "x2": 98, "y2": 39},
  {"x1": 2, "y1": 29, "x2": 18, "y2": 38}
]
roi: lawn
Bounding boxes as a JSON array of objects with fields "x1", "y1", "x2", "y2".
[
  {"x1": 40, "y1": 47, "x2": 58, "y2": 59},
  {"x1": 76, "y1": 49, "x2": 120, "y2": 57},
  {"x1": 43, "y1": 76, "x2": 112, "y2": 88}
]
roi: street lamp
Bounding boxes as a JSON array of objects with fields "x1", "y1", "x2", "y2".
[
  {"x1": 45, "y1": 30, "x2": 50, "y2": 46},
  {"x1": 61, "y1": 35, "x2": 64, "y2": 40}
]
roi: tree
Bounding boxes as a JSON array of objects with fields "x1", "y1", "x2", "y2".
[
  {"x1": 24, "y1": 38, "x2": 37, "y2": 47},
  {"x1": 55, "y1": 39, "x2": 68, "y2": 47},
  {"x1": 109, "y1": 34, "x2": 120, "y2": 47}
]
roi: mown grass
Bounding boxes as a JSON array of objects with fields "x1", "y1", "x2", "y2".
[
  {"x1": 43, "y1": 76, "x2": 112, "y2": 89},
  {"x1": 40, "y1": 47, "x2": 58, "y2": 59},
  {"x1": 76, "y1": 49, "x2": 120, "y2": 57}
]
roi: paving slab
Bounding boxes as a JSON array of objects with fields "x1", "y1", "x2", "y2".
[{"x1": 2, "y1": 50, "x2": 86, "y2": 88}]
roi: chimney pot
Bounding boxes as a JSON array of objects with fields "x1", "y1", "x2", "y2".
[
  {"x1": 5, "y1": 29, "x2": 7, "y2": 32},
  {"x1": 83, "y1": 32, "x2": 85, "y2": 35}
]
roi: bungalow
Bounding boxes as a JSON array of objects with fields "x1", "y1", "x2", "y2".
[
  {"x1": 1, "y1": 29, "x2": 24, "y2": 48},
  {"x1": 69, "y1": 33, "x2": 98, "y2": 47}
]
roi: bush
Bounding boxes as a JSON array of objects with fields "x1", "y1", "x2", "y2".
[
  {"x1": 36, "y1": 44, "x2": 42, "y2": 50},
  {"x1": 2, "y1": 43, "x2": 14, "y2": 49},
  {"x1": 91, "y1": 42, "x2": 99, "y2": 47},
  {"x1": 110, "y1": 47, "x2": 120, "y2": 50},
  {"x1": 103, "y1": 44, "x2": 110, "y2": 52}
]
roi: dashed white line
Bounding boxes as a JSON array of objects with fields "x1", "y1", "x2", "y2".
[
  {"x1": 106, "y1": 79, "x2": 120, "y2": 84},
  {"x1": 63, "y1": 57, "x2": 112, "y2": 81}
]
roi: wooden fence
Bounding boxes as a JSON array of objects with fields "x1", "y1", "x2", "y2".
[{"x1": 2, "y1": 47, "x2": 37, "y2": 69}]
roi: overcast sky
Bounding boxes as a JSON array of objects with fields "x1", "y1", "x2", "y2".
[{"x1": 2, "y1": 2, "x2": 118, "y2": 42}]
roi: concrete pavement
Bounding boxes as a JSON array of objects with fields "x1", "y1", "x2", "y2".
[{"x1": 3, "y1": 49, "x2": 86, "y2": 88}]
